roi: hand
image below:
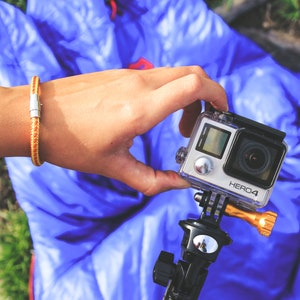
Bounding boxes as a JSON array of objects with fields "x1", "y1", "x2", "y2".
[{"x1": 2, "y1": 66, "x2": 228, "y2": 195}]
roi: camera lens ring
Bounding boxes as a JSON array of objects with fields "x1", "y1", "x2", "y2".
[{"x1": 237, "y1": 141, "x2": 271, "y2": 176}]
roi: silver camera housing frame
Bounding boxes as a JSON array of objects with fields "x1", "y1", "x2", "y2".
[{"x1": 177, "y1": 110, "x2": 287, "y2": 210}]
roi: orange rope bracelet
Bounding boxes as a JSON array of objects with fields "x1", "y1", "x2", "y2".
[{"x1": 30, "y1": 76, "x2": 43, "y2": 166}]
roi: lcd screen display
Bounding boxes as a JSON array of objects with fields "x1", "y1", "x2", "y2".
[{"x1": 196, "y1": 124, "x2": 231, "y2": 159}]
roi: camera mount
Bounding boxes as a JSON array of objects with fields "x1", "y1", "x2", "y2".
[{"x1": 153, "y1": 191, "x2": 277, "y2": 300}]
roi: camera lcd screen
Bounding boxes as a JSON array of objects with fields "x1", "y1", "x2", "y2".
[{"x1": 196, "y1": 124, "x2": 231, "y2": 159}]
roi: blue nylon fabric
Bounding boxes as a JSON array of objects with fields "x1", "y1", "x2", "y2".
[{"x1": 1, "y1": 0, "x2": 300, "y2": 299}]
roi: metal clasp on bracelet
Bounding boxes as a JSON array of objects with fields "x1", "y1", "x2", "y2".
[{"x1": 30, "y1": 94, "x2": 41, "y2": 118}]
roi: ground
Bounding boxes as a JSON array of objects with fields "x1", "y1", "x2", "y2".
[{"x1": 213, "y1": 0, "x2": 300, "y2": 72}]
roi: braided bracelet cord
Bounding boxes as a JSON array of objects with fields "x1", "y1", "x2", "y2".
[{"x1": 30, "y1": 76, "x2": 43, "y2": 166}]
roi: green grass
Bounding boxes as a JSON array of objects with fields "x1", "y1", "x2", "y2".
[
  {"x1": 277, "y1": 0, "x2": 300, "y2": 22},
  {"x1": 0, "y1": 208, "x2": 32, "y2": 300},
  {"x1": 3, "y1": 0, "x2": 27, "y2": 11},
  {"x1": 206, "y1": 0, "x2": 233, "y2": 9},
  {"x1": 0, "y1": 158, "x2": 32, "y2": 300}
]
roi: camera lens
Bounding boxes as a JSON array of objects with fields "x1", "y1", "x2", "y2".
[
  {"x1": 224, "y1": 130, "x2": 286, "y2": 189},
  {"x1": 238, "y1": 142, "x2": 270, "y2": 175},
  {"x1": 245, "y1": 148, "x2": 266, "y2": 169}
]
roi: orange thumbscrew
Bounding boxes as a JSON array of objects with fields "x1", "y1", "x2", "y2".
[{"x1": 225, "y1": 204, "x2": 277, "y2": 237}]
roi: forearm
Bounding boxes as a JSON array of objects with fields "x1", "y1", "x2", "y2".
[
  {"x1": 0, "y1": 67, "x2": 227, "y2": 195},
  {"x1": 0, "y1": 86, "x2": 31, "y2": 158}
]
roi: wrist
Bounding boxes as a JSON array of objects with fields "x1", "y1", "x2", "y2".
[{"x1": 0, "y1": 85, "x2": 31, "y2": 158}]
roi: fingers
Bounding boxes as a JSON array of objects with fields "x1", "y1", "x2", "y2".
[
  {"x1": 138, "y1": 66, "x2": 210, "y2": 89},
  {"x1": 179, "y1": 100, "x2": 203, "y2": 137},
  {"x1": 140, "y1": 66, "x2": 226, "y2": 113},
  {"x1": 144, "y1": 72, "x2": 228, "y2": 132},
  {"x1": 93, "y1": 65, "x2": 209, "y2": 91}
]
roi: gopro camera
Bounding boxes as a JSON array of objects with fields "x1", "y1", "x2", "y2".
[{"x1": 176, "y1": 110, "x2": 287, "y2": 210}]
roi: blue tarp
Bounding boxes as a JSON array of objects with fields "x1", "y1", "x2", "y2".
[{"x1": 1, "y1": 0, "x2": 300, "y2": 299}]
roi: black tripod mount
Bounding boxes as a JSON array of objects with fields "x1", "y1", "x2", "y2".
[
  {"x1": 153, "y1": 191, "x2": 231, "y2": 300},
  {"x1": 153, "y1": 190, "x2": 277, "y2": 300}
]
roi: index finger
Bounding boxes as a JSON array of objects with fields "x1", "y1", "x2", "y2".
[
  {"x1": 145, "y1": 73, "x2": 228, "y2": 132},
  {"x1": 137, "y1": 65, "x2": 210, "y2": 89}
]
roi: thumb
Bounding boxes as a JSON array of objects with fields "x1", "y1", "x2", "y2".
[{"x1": 112, "y1": 154, "x2": 190, "y2": 195}]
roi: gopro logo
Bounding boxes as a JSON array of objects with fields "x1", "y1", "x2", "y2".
[{"x1": 229, "y1": 181, "x2": 259, "y2": 196}]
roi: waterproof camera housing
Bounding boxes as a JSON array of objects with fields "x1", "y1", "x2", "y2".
[{"x1": 176, "y1": 110, "x2": 287, "y2": 210}]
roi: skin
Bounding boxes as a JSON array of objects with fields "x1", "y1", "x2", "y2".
[{"x1": 0, "y1": 66, "x2": 228, "y2": 195}]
